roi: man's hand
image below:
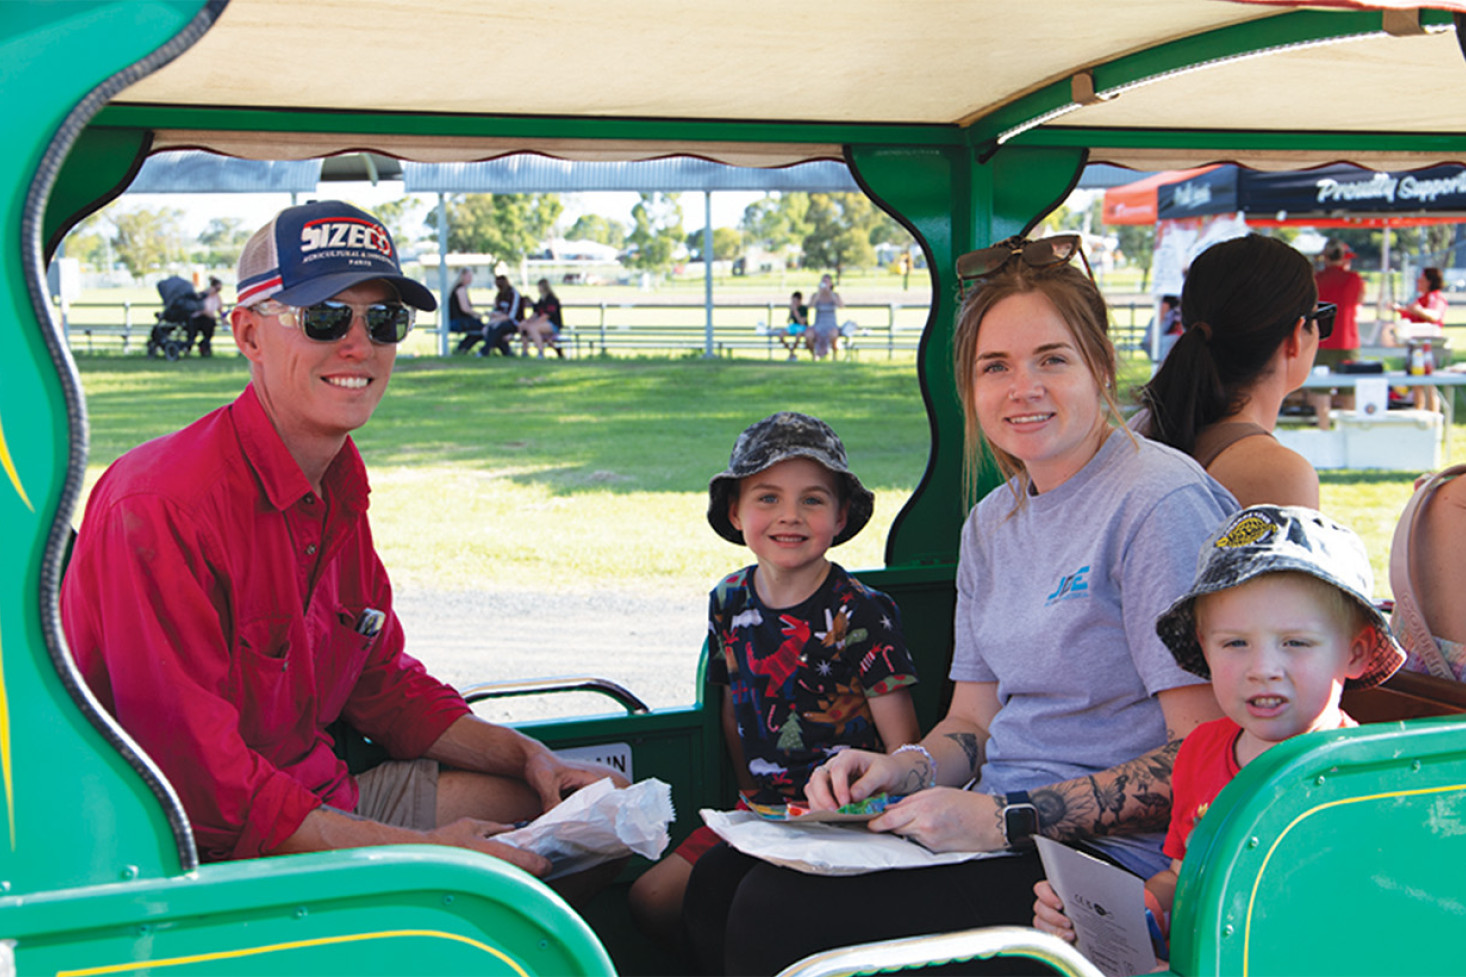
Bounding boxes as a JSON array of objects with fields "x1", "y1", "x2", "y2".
[
  {"x1": 867, "y1": 787, "x2": 1005, "y2": 853},
  {"x1": 522, "y1": 751, "x2": 630, "y2": 814},
  {"x1": 428, "y1": 817, "x2": 551, "y2": 877}
]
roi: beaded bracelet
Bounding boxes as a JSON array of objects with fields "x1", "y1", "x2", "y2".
[{"x1": 893, "y1": 743, "x2": 936, "y2": 789}]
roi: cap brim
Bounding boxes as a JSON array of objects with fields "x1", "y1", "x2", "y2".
[{"x1": 275, "y1": 271, "x2": 437, "y2": 311}]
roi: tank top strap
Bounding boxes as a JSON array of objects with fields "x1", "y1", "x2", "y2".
[{"x1": 1192, "y1": 421, "x2": 1272, "y2": 469}]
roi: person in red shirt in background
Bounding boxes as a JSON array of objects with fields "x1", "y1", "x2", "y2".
[
  {"x1": 62, "y1": 201, "x2": 620, "y2": 876},
  {"x1": 1307, "y1": 239, "x2": 1366, "y2": 429}
]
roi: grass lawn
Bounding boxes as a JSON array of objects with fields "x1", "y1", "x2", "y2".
[
  {"x1": 74, "y1": 355, "x2": 928, "y2": 595},
  {"x1": 73, "y1": 353, "x2": 1453, "y2": 600}
]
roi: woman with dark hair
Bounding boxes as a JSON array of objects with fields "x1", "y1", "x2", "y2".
[
  {"x1": 1135, "y1": 234, "x2": 1323, "y2": 508},
  {"x1": 682, "y1": 236, "x2": 1233, "y2": 976},
  {"x1": 1394, "y1": 266, "x2": 1448, "y2": 342},
  {"x1": 518, "y1": 278, "x2": 565, "y2": 358}
]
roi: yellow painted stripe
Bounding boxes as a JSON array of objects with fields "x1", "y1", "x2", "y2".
[
  {"x1": 0, "y1": 615, "x2": 11, "y2": 850},
  {"x1": 1242, "y1": 780, "x2": 1466, "y2": 975},
  {"x1": 0, "y1": 412, "x2": 33, "y2": 512},
  {"x1": 55, "y1": 928, "x2": 530, "y2": 977}
]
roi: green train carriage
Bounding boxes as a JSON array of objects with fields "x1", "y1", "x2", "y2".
[{"x1": 5, "y1": 2, "x2": 1466, "y2": 974}]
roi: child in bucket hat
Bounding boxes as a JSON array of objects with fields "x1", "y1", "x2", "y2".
[
  {"x1": 629, "y1": 412, "x2": 921, "y2": 947},
  {"x1": 1035, "y1": 505, "x2": 1404, "y2": 962}
]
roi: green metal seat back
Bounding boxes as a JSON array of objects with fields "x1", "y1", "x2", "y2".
[{"x1": 1168, "y1": 718, "x2": 1466, "y2": 976}]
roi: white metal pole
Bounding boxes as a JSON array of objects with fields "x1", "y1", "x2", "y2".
[
  {"x1": 704, "y1": 191, "x2": 715, "y2": 358},
  {"x1": 437, "y1": 192, "x2": 451, "y2": 356}
]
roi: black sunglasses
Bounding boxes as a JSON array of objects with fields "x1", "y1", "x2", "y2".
[
  {"x1": 255, "y1": 299, "x2": 415, "y2": 344},
  {"x1": 1307, "y1": 302, "x2": 1336, "y2": 341},
  {"x1": 956, "y1": 234, "x2": 1094, "y2": 297}
]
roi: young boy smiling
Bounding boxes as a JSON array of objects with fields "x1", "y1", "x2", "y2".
[
  {"x1": 1034, "y1": 505, "x2": 1405, "y2": 957},
  {"x1": 629, "y1": 412, "x2": 920, "y2": 947}
]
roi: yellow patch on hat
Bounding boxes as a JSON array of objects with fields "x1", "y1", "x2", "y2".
[{"x1": 1215, "y1": 513, "x2": 1277, "y2": 549}]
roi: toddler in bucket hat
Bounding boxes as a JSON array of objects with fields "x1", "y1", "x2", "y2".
[
  {"x1": 1156, "y1": 504, "x2": 1405, "y2": 691},
  {"x1": 707, "y1": 411, "x2": 874, "y2": 546},
  {"x1": 1034, "y1": 505, "x2": 1405, "y2": 958}
]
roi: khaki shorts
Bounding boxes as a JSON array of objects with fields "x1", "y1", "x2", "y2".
[
  {"x1": 1314, "y1": 347, "x2": 1360, "y2": 368},
  {"x1": 354, "y1": 758, "x2": 439, "y2": 831}
]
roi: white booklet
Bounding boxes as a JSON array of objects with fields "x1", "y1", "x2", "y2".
[{"x1": 1035, "y1": 836, "x2": 1158, "y2": 977}]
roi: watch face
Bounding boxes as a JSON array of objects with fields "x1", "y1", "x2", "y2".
[{"x1": 1005, "y1": 803, "x2": 1040, "y2": 846}]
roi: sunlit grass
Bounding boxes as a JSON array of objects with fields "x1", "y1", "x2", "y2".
[{"x1": 74, "y1": 353, "x2": 1455, "y2": 601}]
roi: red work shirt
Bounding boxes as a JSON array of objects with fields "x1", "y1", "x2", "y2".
[
  {"x1": 1315, "y1": 264, "x2": 1365, "y2": 352},
  {"x1": 62, "y1": 384, "x2": 469, "y2": 861}
]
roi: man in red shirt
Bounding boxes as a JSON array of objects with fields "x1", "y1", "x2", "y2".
[
  {"x1": 1308, "y1": 239, "x2": 1367, "y2": 428},
  {"x1": 62, "y1": 201, "x2": 615, "y2": 873}
]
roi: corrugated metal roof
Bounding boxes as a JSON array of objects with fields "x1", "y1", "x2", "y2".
[
  {"x1": 129, "y1": 150, "x2": 322, "y2": 193},
  {"x1": 401, "y1": 157, "x2": 859, "y2": 193}
]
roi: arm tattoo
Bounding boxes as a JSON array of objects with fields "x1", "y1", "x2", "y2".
[
  {"x1": 1029, "y1": 738, "x2": 1182, "y2": 841},
  {"x1": 896, "y1": 756, "x2": 934, "y2": 794},
  {"x1": 944, "y1": 732, "x2": 984, "y2": 776}
]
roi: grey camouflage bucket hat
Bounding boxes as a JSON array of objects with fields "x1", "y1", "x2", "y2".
[
  {"x1": 1155, "y1": 505, "x2": 1405, "y2": 691},
  {"x1": 708, "y1": 412, "x2": 874, "y2": 546}
]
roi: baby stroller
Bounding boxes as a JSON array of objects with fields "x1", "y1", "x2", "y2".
[{"x1": 149, "y1": 276, "x2": 204, "y2": 361}]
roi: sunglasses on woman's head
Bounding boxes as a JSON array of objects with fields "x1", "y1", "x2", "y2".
[
  {"x1": 253, "y1": 299, "x2": 415, "y2": 344},
  {"x1": 955, "y1": 234, "x2": 1093, "y2": 298},
  {"x1": 1307, "y1": 302, "x2": 1336, "y2": 341}
]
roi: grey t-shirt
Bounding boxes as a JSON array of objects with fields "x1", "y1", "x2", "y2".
[{"x1": 950, "y1": 428, "x2": 1237, "y2": 874}]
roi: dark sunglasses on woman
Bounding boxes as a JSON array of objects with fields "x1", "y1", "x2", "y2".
[
  {"x1": 1307, "y1": 301, "x2": 1336, "y2": 341},
  {"x1": 253, "y1": 298, "x2": 415, "y2": 344}
]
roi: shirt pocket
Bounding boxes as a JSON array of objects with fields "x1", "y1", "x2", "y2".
[
  {"x1": 231, "y1": 615, "x2": 305, "y2": 749},
  {"x1": 316, "y1": 606, "x2": 379, "y2": 724}
]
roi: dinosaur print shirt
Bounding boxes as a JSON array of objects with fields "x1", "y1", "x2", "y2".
[{"x1": 707, "y1": 563, "x2": 918, "y2": 804}]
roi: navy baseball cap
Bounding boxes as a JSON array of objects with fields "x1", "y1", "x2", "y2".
[{"x1": 235, "y1": 200, "x2": 436, "y2": 311}]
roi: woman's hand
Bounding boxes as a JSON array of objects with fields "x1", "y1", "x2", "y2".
[
  {"x1": 1033, "y1": 880, "x2": 1076, "y2": 942},
  {"x1": 805, "y1": 748, "x2": 904, "y2": 809},
  {"x1": 867, "y1": 787, "x2": 1006, "y2": 853}
]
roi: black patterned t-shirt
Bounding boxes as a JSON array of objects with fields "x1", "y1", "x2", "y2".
[{"x1": 707, "y1": 563, "x2": 918, "y2": 804}]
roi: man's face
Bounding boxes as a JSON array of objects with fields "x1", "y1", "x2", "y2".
[{"x1": 235, "y1": 280, "x2": 397, "y2": 449}]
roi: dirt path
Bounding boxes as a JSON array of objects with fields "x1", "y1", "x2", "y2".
[{"x1": 392, "y1": 585, "x2": 708, "y2": 723}]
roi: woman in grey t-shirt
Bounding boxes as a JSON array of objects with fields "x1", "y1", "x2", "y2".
[{"x1": 684, "y1": 238, "x2": 1236, "y2": 975}]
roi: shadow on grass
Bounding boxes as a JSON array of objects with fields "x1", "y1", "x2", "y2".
[{"x1": 76, "y1": 355, "x2": 929, "y2": 497}]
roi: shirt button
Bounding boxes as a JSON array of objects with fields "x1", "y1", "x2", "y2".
[
  {"x1": 305, "y1": 544, "x2": 317, "y2": 555},
  {"x1": 303, "y1": 494, "x2": 316, "y2": 505}
]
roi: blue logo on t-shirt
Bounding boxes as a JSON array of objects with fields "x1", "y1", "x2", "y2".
[{"x1": 1045, "y1": 565, "x2": 1091, "y2": 605}]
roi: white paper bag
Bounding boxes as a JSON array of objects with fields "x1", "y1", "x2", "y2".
[{"x1": 495, "y1": 777, "x2": 673, "y2": 880}]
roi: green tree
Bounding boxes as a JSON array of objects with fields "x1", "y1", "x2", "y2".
[
  {"x1": 444, "y1": 193, "x2": 563, "y2": 263},
  {"x1": 195, "y1": 216, "x2": 249, "y2": 269},
  {"x1": 685, "y1": 226, "x2": 743, "y2": 261},
  {"x1": 110, "y1": 206, "x2": 186, "y2": 278},
  {"x1": 1114, "y1": 224, "x2": 1155, "y2": 291},
  {"x1": 740, "y1": 192, "x2": 811, "y2": 253},
  {"x1": 625, "y1": 192, "x2": 684, "y2": 274},
  {"x1": 801, "y1": 192, "x2": 880, "y2": 279},
  {"x1": 372, "y1": 196, "x2": 427, "y2": 248},
  {"x1": 63, "y1": 213, "x2": 112, "y2": 271},
  {"x1": 567, "y1": 213, "x2": 627, "y2": 248},
  {"x1": 1394, "y1": 224, "x2": 1456, "y2": 270}
]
